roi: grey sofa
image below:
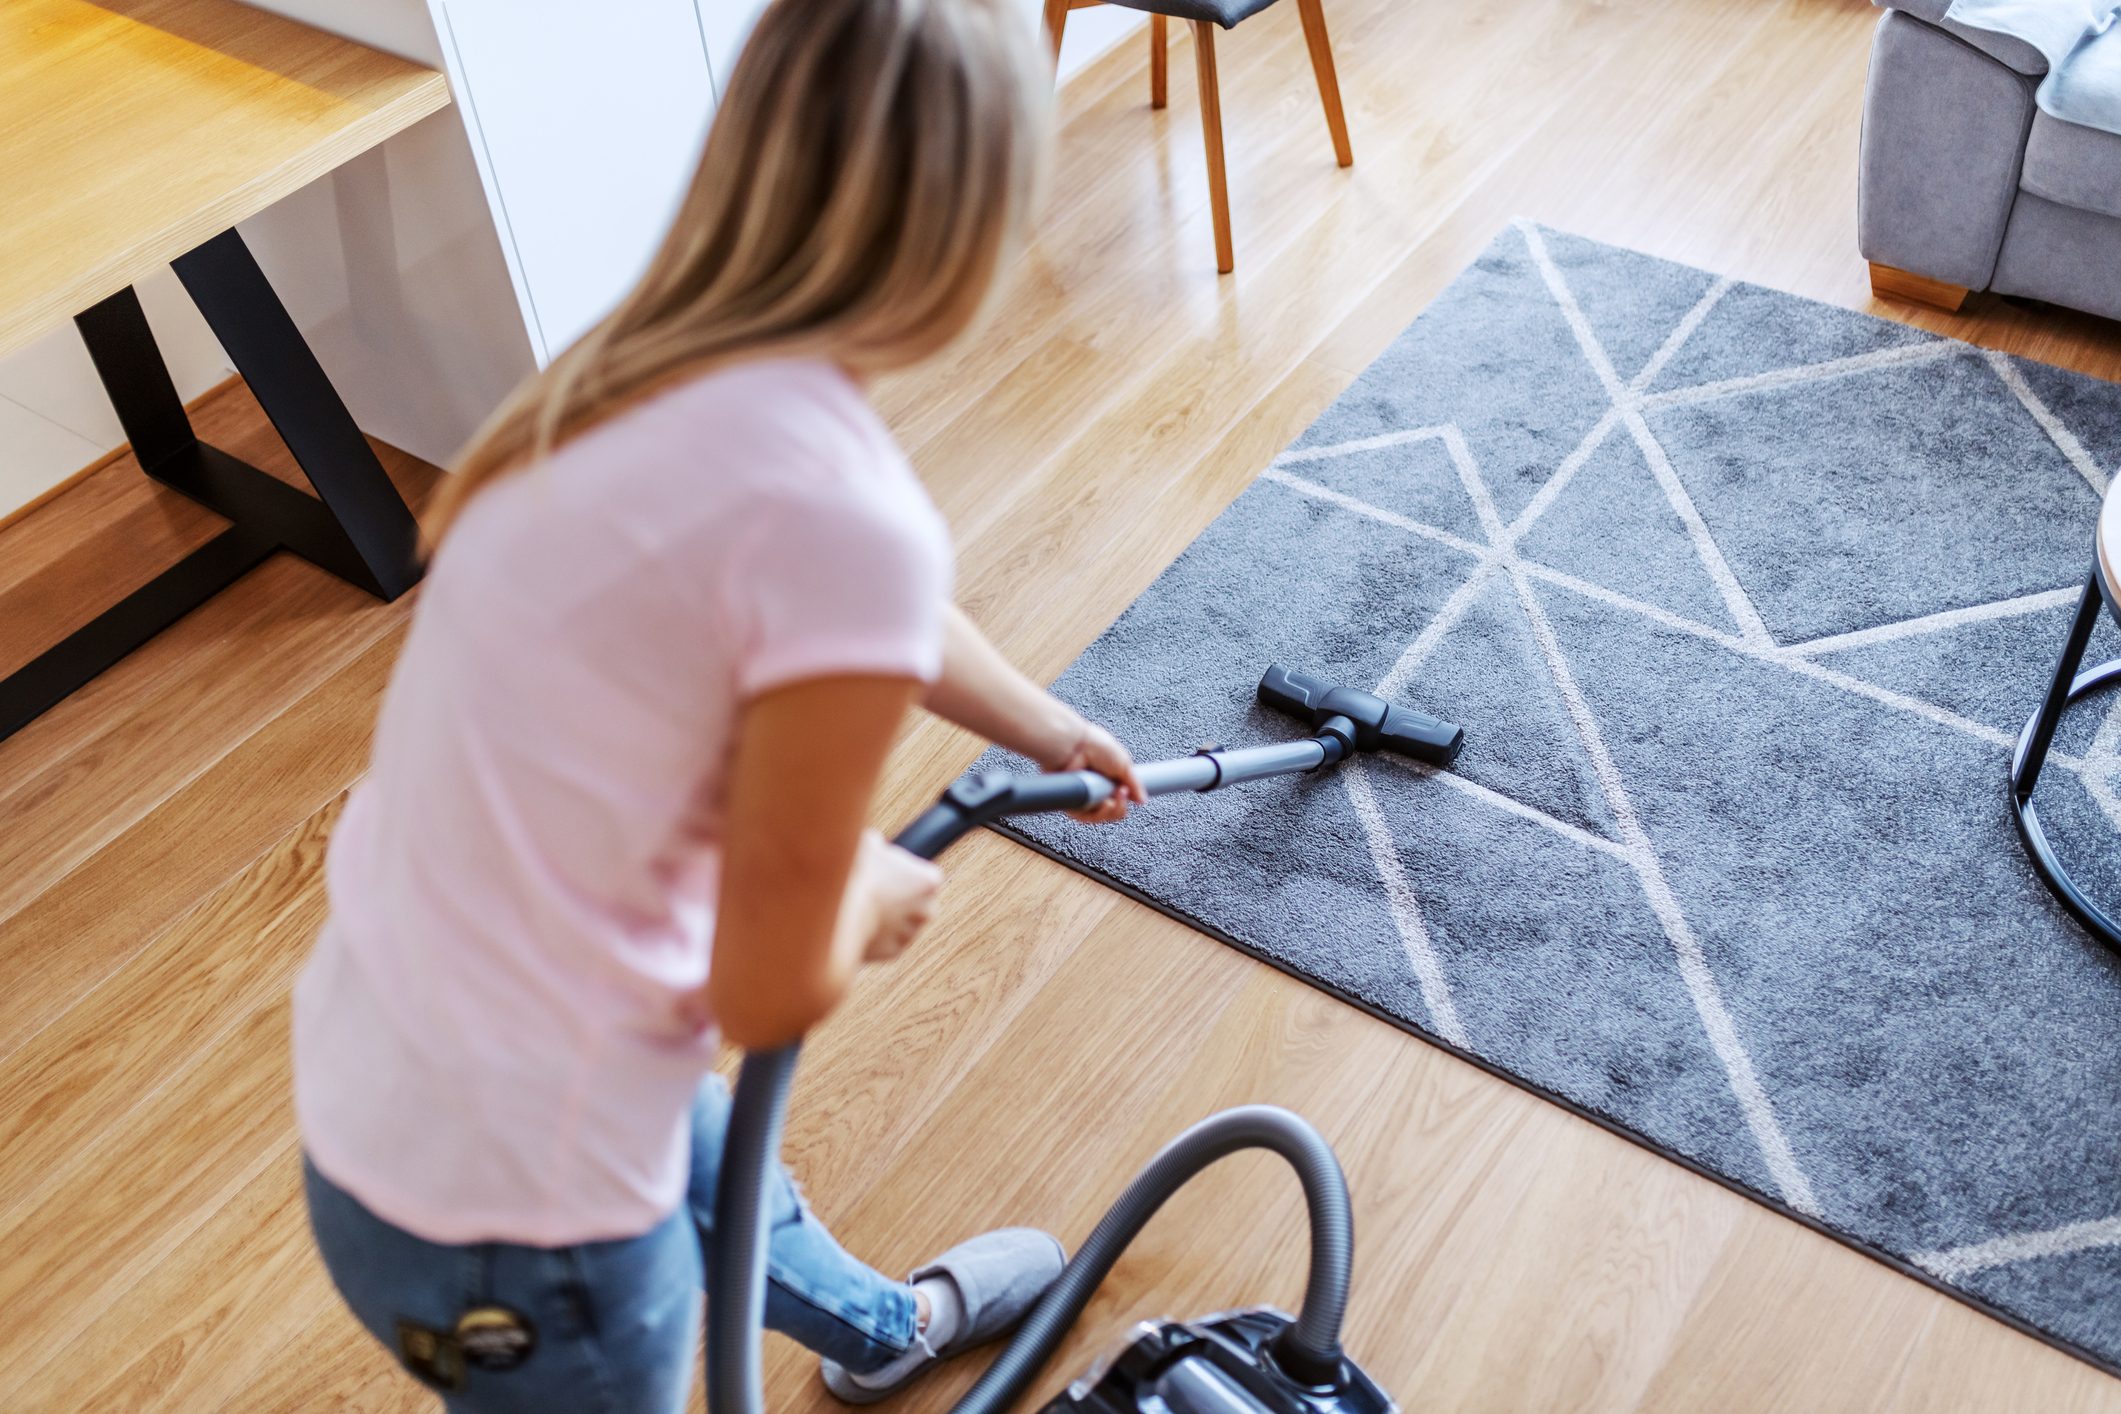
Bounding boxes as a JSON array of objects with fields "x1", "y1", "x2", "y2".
[{"x1": 1861, "y1": 0, "x2": 2121, "y2": 319}]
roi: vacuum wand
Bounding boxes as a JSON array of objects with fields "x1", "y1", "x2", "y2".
[{"x1": 894, "y1": 663, "x2": 1464, "y2": 857}]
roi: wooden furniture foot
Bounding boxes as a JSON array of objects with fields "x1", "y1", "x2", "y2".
[
  {"x1": 1151, "y1": 13, "x2": 1168, "y2": 109},
  {"x1": 1192, "y1": 20, "x2": 1234, "y2": 274},
  {"x1": 1868, "y1": 261, "x2": 1969, "y2": 312},
  {"x1": 1296, "y1": 0, "x2": 1353, "y2": 167}
]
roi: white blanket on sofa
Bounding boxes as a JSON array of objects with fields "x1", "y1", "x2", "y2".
[{"x1": 1947, "y1": 0, "x2": 2121, "y2": 135}]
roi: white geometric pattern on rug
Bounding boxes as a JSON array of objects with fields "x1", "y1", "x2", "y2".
[{"x1": 1258, "y1": 219, "x2": 2120, "y2": 1259}]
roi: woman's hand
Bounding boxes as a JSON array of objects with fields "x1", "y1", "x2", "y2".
[
  {"x1": 925, "y1": 604, "x2": 1146, "y2": 823},
  {"x1": 1036, "y1": 710, "x2": 1148, "y2": 823},
  {"x1": 851, "y1": 829, "x2": 944, "y2": 962}
]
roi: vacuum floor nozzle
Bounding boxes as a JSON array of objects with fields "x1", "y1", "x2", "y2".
[{"x1": 1257, "y1": 664, "x2": 1463, "y2": 766}]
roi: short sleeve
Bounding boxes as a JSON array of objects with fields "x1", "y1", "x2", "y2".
[{"x1": 726, "y1": 490, "x2": 949, "y2": 699}]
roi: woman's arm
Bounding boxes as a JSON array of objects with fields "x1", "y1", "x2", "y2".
[
  {"x1": 927, "y1": 604, "x2": 1077, "y2": 762},
  {"x1": 700, "y1": 674, "x2": 938, "y2": 1050},
  {"x1": 927, "y1": 604, "x2": 1146, "y2": 820}
]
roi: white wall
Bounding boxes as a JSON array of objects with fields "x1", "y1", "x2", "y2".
[
  {"x1": 1046, "y1": 2, "x2": 1146, "y2": 81},
  {"x1": 242, "y1": 0, "x2": 541, "y2": 467},
  {"x1": 0, "y1": 272, "x2": 233, "y2": 515},
  {"x1": 241, "y1": 107, "x2": 539, "y2": 466}
]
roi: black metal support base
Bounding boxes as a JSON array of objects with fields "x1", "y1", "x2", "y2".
[
  {"x1": 2010, "y1": 566, "x2": 2121, "y2": 951},
  {"x1": 0, "y1": 228, "x2": 422, "y2": 741}
]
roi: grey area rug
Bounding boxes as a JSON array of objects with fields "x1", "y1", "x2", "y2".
[{"x1": 989, "y1": 222, "x2": 2121, "y2": 1373}]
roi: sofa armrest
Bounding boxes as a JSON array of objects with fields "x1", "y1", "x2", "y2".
[{"x1": 1860, "y1": 8, "x2": 2037, "y2": 289}]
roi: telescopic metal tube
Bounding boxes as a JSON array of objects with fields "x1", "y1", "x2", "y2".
[
  {"x1": 1199, "y1": 736, "x2": 1338, "y2": 787},
  {"x1": 1122, "y1": 737, "x2": 1339, "y2": 800},
  {"x1": 1131, "y1": 757, "x2": 1217, "y2": 795}
]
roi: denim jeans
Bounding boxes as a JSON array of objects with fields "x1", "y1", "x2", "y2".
[{"x1": 304, "y1": 1077, "x2": 918, "y2": 1412}]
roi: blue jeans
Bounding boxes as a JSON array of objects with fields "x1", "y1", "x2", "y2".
[{"x1": 304, "y1": 1077, "x2": 918, "y2": 1412}]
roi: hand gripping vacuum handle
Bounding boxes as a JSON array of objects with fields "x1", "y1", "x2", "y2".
[{"x1": 1258, "y1": 664, "x2": 1463, "y2": 766}]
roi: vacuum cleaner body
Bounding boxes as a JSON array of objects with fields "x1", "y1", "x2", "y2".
[{"x1": 1048, "y1": 1309, "x2": 1394, "y2": 1414}]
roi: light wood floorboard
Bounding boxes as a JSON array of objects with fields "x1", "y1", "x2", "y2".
[{"x1": 6, "y1": 0, "x2": 2121, "y2": 1409}]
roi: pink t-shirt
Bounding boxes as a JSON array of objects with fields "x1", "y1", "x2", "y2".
[{"x1": 292, "y1": 358, "x2": 950, "y2": 1246}]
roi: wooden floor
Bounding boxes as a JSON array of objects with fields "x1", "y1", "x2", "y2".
[{"x1": 8, "y1": 0, "x2": 2121, "y2": 1408}]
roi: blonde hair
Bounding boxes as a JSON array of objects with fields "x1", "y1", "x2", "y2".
[{"x1": 428, "y1": 0, "x2": 1051, "y2": 538}]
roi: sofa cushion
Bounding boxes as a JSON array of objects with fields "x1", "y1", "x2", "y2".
[
  {"x1": 1874, "y1": 0, "x2": 2051, "y2": 74},
  {"x1": 1993, "y1": 190, "x2": 2121, "y2": 320},
  {"x1": 2022, "y1": 108, "x2": 2121, "y2": 218}
]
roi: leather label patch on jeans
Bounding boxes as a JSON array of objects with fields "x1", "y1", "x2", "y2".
[{"x1": 456, "y1": 1305, "x2": 538, "y2": 1371}]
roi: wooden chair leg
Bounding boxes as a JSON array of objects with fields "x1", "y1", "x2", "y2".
[
  {"x1": 1192, "y1": 20, "x2": 1234, "y2": 274},
  {"x1": 1868, "y1": 261, "x2": 1969, "y2": 312},
  {"x1": 1150, "y1": 14, "x2": 1167, "y2": 109},
  {"x1": 1296, "y1": 0, "x2": 1353, "y2": 167},
  {"x1": 1042, "y1": 0, "x2": 1067, "y2": 70}
]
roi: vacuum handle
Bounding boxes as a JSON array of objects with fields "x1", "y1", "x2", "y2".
[
  {"x1": 893, "y1": 803, "x2": 979, "y2": 862},
  {"x1": 1006, "y1": 772, "x2": 1109, "y2": 814},
  {"x1": 891, "y1": 772, "x2": 1109, "y2": 862}
]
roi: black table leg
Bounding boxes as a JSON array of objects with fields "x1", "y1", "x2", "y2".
[
  {"x1": 2010, "y1": 565, "x2": 2121, "y2": 949},
  {"x1": 173, "y1": 229, "x2": 420, "y2": 598},
  {"x1": 0, "y1": 228, "x2": 424, "y2": 743}
]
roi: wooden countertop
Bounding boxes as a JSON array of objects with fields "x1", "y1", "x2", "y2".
[{"x1": 0, "y1": 0, "x2": 450, "y2": 358}]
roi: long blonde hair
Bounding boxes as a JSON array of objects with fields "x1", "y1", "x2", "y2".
[{"x1": 428, "y1": 0, "x2": 1050, "y2": 538}]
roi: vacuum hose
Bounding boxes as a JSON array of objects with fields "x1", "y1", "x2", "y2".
[
  {"x1": 705, "y1": 1045, "x2": 801, "y2": 1414},
  {"x1": 952, "y1": 1104, "x2": 1354, "y2": 1413},
  {"x1": 708, "y1": 1056, "x2": 1353, "y2": 1412}
]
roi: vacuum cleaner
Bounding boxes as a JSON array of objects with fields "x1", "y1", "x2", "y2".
[{"x1": 708, "y1": 664, "x2": 1464, "y2": 1414}]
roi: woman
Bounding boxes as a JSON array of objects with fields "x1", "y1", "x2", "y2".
[{"x1": 292, "y1": 1, "x2": 1144, "y2": 1407}]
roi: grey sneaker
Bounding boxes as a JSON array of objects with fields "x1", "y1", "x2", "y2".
[{"x1": 820, "y1": 1227, "x2": 1067, "y2": 1404}]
